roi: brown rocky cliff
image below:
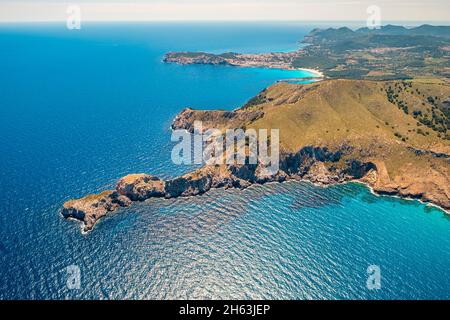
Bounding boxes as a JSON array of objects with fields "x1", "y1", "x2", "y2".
[{"x1": 365, "y1": 160, "x2": 450, "y2": 210}]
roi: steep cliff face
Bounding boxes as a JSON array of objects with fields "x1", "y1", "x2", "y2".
[{"x1": 366, "y1": 160, "x2": 450, "y2": 210}]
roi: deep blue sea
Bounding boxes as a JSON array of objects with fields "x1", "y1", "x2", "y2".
[{"x1": 0, "y1": 22, "x2": 449, "y2": 299}]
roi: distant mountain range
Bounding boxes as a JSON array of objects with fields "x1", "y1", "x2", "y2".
[
  {"x1": 294, "y1": 24, "x2": 450, "y2": 79},
  {"x1": 308, "y1": 24, "x2": 450, "y2": 39},
  {"x1": 357, "y1": 24, "x2": 450, "y2": 37}
]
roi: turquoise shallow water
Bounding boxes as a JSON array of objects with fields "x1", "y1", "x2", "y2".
[{"x1": 0, "y1": 22, "x2": 449, "y2": 299}]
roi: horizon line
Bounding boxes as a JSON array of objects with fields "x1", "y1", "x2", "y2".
[{"x1": 1, "y1": 19, "x2": 449, "y2": 24}]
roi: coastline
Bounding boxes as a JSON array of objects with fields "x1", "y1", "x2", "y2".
[
  {"x1": 224, "y1": 62, "x2": 324, "y2": 78},
  {"x1": 62, "y1": 77, "x2": 450, "y2": 232},
  {"x1": 63, "y1": 170, "x2": 450, "y2": 234},
  {"x1": 5, "y1": 21, "x2": 450, "y2": 301},
  {"x1": 360, "y1": 181, "x2": 450, "y2": 215},
  {"x1": 166, "y1": 59, "x2": 325, "y2": 79},
  {"x1": 269, "y1": 178, "x2": 450, "y2": 215},
  {"x1": 163, "y1": 51, "x2": 325, "y2": 79},
  {"x1": 296, "y1": 67, "x2": 324, "y2": 78}
]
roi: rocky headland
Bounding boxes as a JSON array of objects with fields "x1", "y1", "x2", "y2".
[
  {"x1": 163, "y1": 51, "x2": 324, "y2": 78},
  {"x1": 62, "y1": 79, "x2": 450, "y2": 232},
  {"x1": 62, "y1": 149, "x2": 383, "y2": 233},
  {"x1": 164, "y1": 51, "x2": 298, "y2": 70}
]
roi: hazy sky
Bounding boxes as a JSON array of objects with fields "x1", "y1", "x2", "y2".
[{"x1": 0, "y1": 0, "x2": 449, "y2": 22}]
